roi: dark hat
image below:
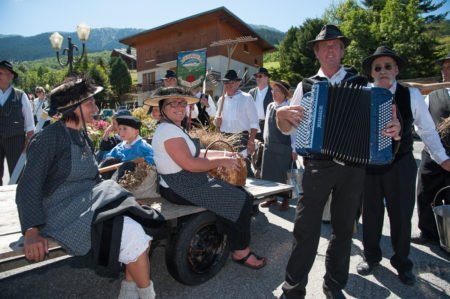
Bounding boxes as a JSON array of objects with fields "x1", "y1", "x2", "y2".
[
  {"x1": 254, "y1": 67, "x2": 271, "y2": 78},
  {"x1": 0, "y1": 60, "x2": 18, "y2": 79},
  {"x1": 144, "y1": 86, "x2": 199, "y2": 107},
  {"x1": 114, "y1": 109, "x2": 131, "y2": 117},
  {"x1": 362, "y1": 46, "x2": 408, "y2": 75},
  {"x1": 48, "y1": 76, "x2": 103, "y2": 116},
  {"x1": 221, "y1": 69, "x2": 242, "y2": 81},
  {"x1": 162, "y1": 70, "x2": 177, "y2": 80},
  {"x1": 270, "y1": 80, "x2": 291, "y2": 98},
  {"x1": 116, "y1": 115, "x2": 142, "y2": 130},
  {"x1": 436, "y1": 52, "x2": 450, "y2": 66},
  {"x1": 306, "y1": 25, "x2": 351, "y2": 49}
]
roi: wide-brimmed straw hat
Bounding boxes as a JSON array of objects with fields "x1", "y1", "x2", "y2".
[
  {"x1": 362, "y1": 46, "x2": 408, "y2": 75},
  {"x1": 0, "y1": 60, "x2": 19, "y2": 79},
  {"x1": 270, "y1": 80, "x2": 291, "y2": 99},
  {"x1": 144, "y1": 86, "x2": 199, "y2": 107},
  {"x1": 48, "y1": 76, "x2": 103, "y2": 116},
  {"x1": 306, "y1": 25, "x2": 351, "y2": 49},
  {"x1": 435, "y1": 52, "x2": 450, "y2": 66}
]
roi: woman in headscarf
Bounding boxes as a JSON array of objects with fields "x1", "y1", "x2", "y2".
[
  {"x1": 16, "y1": 76, "x2": 164, "y2": 299},
  {"x1": 147, "y1": 86, "x2": 266, "y2": 269}
]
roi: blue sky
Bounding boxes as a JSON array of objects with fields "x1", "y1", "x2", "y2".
[{"x1": 1, "y1": 0, "x2": 449, "y2": 37}]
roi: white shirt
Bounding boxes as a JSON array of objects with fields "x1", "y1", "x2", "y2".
[
  {"x1": 195, "y1": 91, "x2": 217, "y2": 117},
  {"x1": 152, "y1": 123, "x2": 197, "y2": 187},
  {"x1": 284, "y1": 66, "x2": 348, "y2": 134},
  {"x1": 0, "y1": 85, "x2": 35, "y2": 133},
  {"x1": 378, "y1": 81, "x2": 449, "y2": 164},
  {"x1": 185, "y1": 102, "x2": 199, "y2": 119},
  {"x1": 255, "y1": 85, "x2": 269, "y2": 120},
  {"x1": 215, "y1": 90, "x2": 259, "y2": 133},
  {"x1": 33, "y1": 97, "x2": 50, "y2": 120},
  {"x1": 123, "y1": 135, "x2": 141, "y2": 149}
]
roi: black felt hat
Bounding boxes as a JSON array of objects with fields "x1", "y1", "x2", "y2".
[
  {"x1": 48, "y1": 76, "x2": 103, "y2": 116},
  {"x1": 254, "y1": 67, "x2": 271, "y2": 78},
  {"x1": 436, "y1": 52, "x2": 450, "y2": 66},
  {"x1": 221, "y1": 69, "x2": 242, "y2": 81},
  {"x1": 306, "y1": 25, "x2": 351, "y2": 49},
  {"x1": 116, "y1": 115, "x2": 142, "y2": 130},
  {"x1": 0, "y1": 60, "x2": 18, "y2": 79},
  {"x1": 362, "y1": 46, "x2": 408, "y2": 75},
  {"x1": 162, "y1": 70, "x2": 177, "y2": 80}
]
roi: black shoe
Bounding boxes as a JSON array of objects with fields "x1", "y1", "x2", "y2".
[
  {"x1": 323, "y1": 284, "x2": 346, "y2": 299},
  {"x1": 398, "y1": 270, "x2": 416, "y2": 285},
  {"x1": 356, "y1": 260, "x2": 379, "y2": 275},
  {"x1": 411, "y1": 232, "x2": 439, "y2": 246}
]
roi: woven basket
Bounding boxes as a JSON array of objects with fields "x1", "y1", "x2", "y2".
[{"x1": 204, "y1": 140, "x2": 247, "y2": 186}]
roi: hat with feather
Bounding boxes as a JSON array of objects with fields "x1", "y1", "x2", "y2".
[{"x1": 48, "y1": 76, "x2": 103, "y2": 116}]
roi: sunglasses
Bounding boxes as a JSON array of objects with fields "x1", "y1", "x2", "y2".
[
  {"x1": 373, "y1": 63, "x2": 394, "y2": 72},
  {"x1": 165, "y1": 100, "x2": 187, "y2": 108}
]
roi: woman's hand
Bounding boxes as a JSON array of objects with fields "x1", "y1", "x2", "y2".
[
  {"x1": 24, "y1": 228, "x2": 48, "y2": 262},
  {"x1": 102, "y1": 124, "x2": 114, "y2": 140},
  {"x1": 220, "y1": 156, "x2": 241, "y2": 171}
]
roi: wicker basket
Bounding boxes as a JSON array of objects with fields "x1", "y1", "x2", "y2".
[{"x1": 204, "y1": 140, "x2": 247, "y2": 186}]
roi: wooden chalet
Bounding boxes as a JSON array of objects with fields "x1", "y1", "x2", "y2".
[
  {"x1": 111, "y1": 47, "x2": 137, "y2": 70},
  {"x1": 119, "y1": 6, "x2": 276, "y2": 105}
]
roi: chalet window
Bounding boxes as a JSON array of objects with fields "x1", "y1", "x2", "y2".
[
  {"x1": 243, "y1": 43, "x2": 249, "y2": 53},
  {"x1": 254, "y1": 58, "x2": 258, "y2": 65}
]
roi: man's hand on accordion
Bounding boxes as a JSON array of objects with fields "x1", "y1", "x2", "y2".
[
  {"x1": 382, "y1": 104, "x2": 401, "y2": 141},
  {"x1": 276, "y1": 105, "x2": 305, "y2": 134}
]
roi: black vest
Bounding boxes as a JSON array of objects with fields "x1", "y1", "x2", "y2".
[
  {"x1": 394, "y1": 83, "x2": 414, "y2": 155},
  {"x1": 301, "y1": 68, "x2": 368, "y2": 160},
  {"x1": 428, "y1": 88, "x2": 450, "y2": 154},
  {"x1": 195, "y1": 94, "x2": 211, "y2": 127},
  {"x1": 0, "y1": 87, "x2": 25, "y2": 138}
]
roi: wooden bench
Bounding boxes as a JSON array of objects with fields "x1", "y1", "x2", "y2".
[{"x1": 0, "y1": 178, "x2": 293, "y2": 282}]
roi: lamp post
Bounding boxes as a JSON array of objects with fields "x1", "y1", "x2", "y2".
[{"x1": 49, "y1": 22, "x2": 91, "y2": 76}]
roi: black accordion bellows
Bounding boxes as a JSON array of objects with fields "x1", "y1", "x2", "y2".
[{"x1": 295, "y1": 81, "x2": 393, "y2": 165}]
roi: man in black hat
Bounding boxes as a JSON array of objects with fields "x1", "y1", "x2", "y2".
[
  {"x1": 0, "y1": 60, "x2": 35, "y2": 185},
  {"x1": 248, "y1": 67, "x2": 273, "y2": 142},
  {"x1": 357, "y1": 46, "x2": 450, "y2": 286},
  {"x1": 277, "y1": 25, "x2": 400, "y2": 299},
  {"x1": 162, "y1": 70, "x2": 178, "y2": 87},
  {"x1": 414, "y1": 52, "x2": 450, "y2": 246},
  {"x1": 214, "y1": 69, "x2": 259, "y2": 175}
]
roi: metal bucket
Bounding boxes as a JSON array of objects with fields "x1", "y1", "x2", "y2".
[
  {"x1": 432, "y1": 186, "x2": 450, "y2": 253},
  {"x1": 286, "y1": 164, "x2": 304, "y2": 200}
]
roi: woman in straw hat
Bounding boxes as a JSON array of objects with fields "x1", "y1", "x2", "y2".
[
  {"x1": 146, "y1": 86, "x2": 266, "y2": 269},
  {"x1": 16, "y1": 76, "x2": 164, "y2": 299},
  {"x1": 260, "y1": 81, "x2": 296, "y2": 211}
]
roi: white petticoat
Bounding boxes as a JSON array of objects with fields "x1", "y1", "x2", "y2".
[{"x1": 118, "y1": 216, "x2": 153, "y2": 264}]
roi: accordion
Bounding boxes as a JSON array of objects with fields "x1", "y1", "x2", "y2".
[{"x1": 295, "y1": 81, "x2": 393, "y2": 166}]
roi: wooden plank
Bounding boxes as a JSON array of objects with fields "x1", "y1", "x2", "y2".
[
  {"x1": 0, "y1": 185, "x2": 21, "y2": 236},
  {"x1": 0, "y1": 233, "x2": 62, "y2": 261}
]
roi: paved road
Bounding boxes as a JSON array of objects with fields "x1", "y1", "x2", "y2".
[{"x1": 1, "y1": 141, "x2": 449, "y2": 298}]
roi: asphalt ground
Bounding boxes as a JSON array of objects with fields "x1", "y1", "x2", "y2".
[{"x1": 0, "y1": 141, "x2": 449, "y2": 298}]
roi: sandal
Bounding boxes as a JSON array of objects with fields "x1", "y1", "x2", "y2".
[{"x1": 232, "y1": 251, "x2": 266, "y2": 269}]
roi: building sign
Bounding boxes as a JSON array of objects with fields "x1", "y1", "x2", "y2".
[{"x1": 177, "y1": 50, "x2": 207, "y2": 89}]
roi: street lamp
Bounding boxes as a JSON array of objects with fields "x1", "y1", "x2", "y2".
[{"x1": 49, "y1": 22, "x2": 91, "y2": 76}]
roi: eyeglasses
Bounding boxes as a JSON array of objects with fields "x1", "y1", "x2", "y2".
[
  {"x1": 373, "y1": 63, "x2": 394, "y2": 72},
  {"x1": 165, "y1": 100, "x2": 187, "y2": 108}
]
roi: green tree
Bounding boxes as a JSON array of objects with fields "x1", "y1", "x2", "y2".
[
  {"x1": 89, "y1": 64, "x2": 110, "y2": 109},
  {"x1": 108, "y1": 58, "x2": 131, "y2": 104}
]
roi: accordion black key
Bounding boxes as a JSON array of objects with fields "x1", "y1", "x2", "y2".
[{"x1": 295, "y1": 81, "x2": 393, "y2": 165}]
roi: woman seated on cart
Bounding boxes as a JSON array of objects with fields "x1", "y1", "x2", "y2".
[
  {"x1": 16, "y1": 76, "x2": 164, "y2": 299},
  {"x1": 146, "y1": 86, "x2": 266, "y2": 269}
]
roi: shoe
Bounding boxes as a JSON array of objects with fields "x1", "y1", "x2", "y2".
[
  {"x1": 261, "y1": 198, "x2": 277, "y2": 207},
  {"x1": 398, "y1": 270, "x2": 415, "y2": 285},
  {"x1": 232, "y1": 251, "x2": 266, "y2": 269},
  {"x1": 411, "y1": 232, "x2": 439, "y2": 246},
  {"x1": 356, "y1": 260, "x2": 379, "y2": 276},
  {"x1": 279, "y1": 198, "x2": 290, "y2": 211},
  {"x1": 323, "y1": 284, "x2": 346, "y2": 299}
]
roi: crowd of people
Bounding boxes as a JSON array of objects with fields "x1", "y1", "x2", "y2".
[{"x1": 1, "y1": 22, "x2": 449, "y2": 299}]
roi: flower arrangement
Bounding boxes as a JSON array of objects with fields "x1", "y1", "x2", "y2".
[{"x1": 131, "y1": 107, "x2": 158, "y2": 139}]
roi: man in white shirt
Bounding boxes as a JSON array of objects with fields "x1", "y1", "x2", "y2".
[
  {"x1": 191, "y1": 85, "x2": 216, "y2": 127},
  {"x1": 214, "y1": 69, "x2": 259, "y2": 176},
  {"x1": 248, "y1": 67, "x2": 273, "y2": 142},
  {"x1": 357, "y1": 46, "x2": 450, "y2": 286},
  {"x1": 0, "y1": 60, "x2": 35, "y2": 185},
  {"x1": 414, "y1": 52, "x2": 450, "y2": 246}
]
